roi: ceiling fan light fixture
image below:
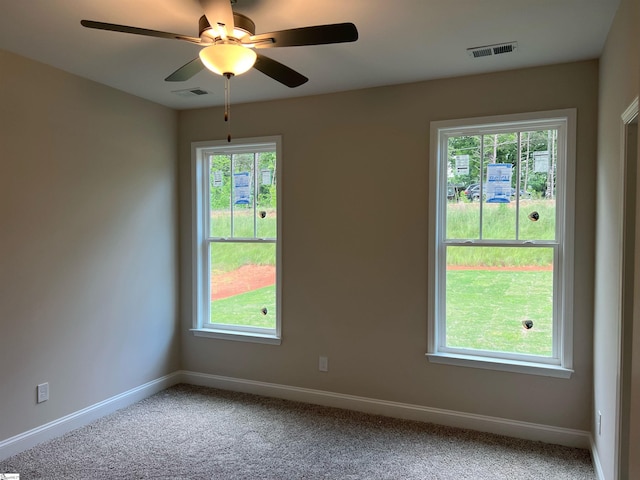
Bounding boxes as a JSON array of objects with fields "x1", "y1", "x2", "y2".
[
  {"x1": 199, "y1": 43, "x2": 257, "y2": 76},
  {"x1": 232, "y1": 27, "x2": 250, "y2": 40},
  {"x1": 198, "y1": 13, "x2": 255, "y2": 42}
]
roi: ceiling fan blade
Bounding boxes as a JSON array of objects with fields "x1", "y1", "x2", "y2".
[
  {"x1": 250, "y1": 23, "x2": 358, "y2": 48},
  {"x1": 165, "y1": 58, "x2": 205, "y2": 82},
  {"x1": 253, "y1": 54, "x2": 308, "y2": 88},
  {"x1": 80, "y1": 20, "x2": 201, "y2": 44},
  {"x1": 199, "y1": 0, "x2": 235, "y2": 38}
]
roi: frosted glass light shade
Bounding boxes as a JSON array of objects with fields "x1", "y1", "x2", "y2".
[{"x1": 199, "y1": 44, "x2": 257, "y2": 76}]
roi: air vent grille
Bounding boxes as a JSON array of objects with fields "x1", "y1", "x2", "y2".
[
  {"x1": 171, "y1": 88, "x2": 211, "y2": 98},
  {"x1": 493, "y1": 43, "x2": 515, "y2": 55},
  {"x1": 471, "y1": 48, "x2": 493, "y2": 58},
  {"x1": 468, "y1": 41, "x2": 518, "y2": 58}
]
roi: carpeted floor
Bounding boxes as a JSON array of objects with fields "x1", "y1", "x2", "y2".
[{"x1": 0, "y1": 384, "x2": 595, "y2": 479}]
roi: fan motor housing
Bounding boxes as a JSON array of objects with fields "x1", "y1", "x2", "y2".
[{"x1": 199, "y1": 13, "x2": 256, "y2": 37}]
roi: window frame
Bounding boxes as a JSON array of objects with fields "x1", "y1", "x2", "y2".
[
  {"x1": 191, "y1": 135, "x2": 282, "y2": 345},
  {"x1": 427, "y1": 110, "x2": 576, "y2": 378}
]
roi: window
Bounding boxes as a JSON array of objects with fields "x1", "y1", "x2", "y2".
[
  {"x1": 427, "y1": 110, "x2": 576, "y2": 377},
  {"x1": 192, "y1": 136, "x2": 281, "y2": 344}
]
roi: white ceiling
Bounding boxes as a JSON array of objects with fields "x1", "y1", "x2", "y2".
[{"x1": 0, "y1": 0, "x2": 620, "y2": 110}]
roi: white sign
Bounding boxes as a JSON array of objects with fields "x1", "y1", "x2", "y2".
[
  {"x1": 261, "y1": 169, "x2": 272, "y2": 185},
  {"x1": 485, "y1": 163, "x2": 513, "y2": 203},
  {"x1": 533, "y1": 151, "x2": 549, "y2": 173},
  {"x1": 213, "y1": 170, "x2": 223, "y2": 187},
  {"x1": 455, "y1": 155, "x2": 470, "y2": 175},
  {"x1": 233, "y1": 172, "x2": 251, "y2": 205}
]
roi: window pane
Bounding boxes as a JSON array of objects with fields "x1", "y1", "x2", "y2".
[
  {"x1": 447, "y1": 135, "x2": 481, "y2": 239},
  {"x1": 257, "y1": 151, "x2": 277, "y2": 239},
  {"x1": 519, "y1": 199, "x2": 556, "y2": 241},
  {"x1": 232, "y1": 153, "x2": 256, "y2": 238},
  {"x1": 209, "y1": 242, "x2": 276, "y2": 329},
  {"x1": 209, "y1": 154, "x2": 232, "y2": 238},
  {"x1": 445, "y1": 246, "x2": 554, "y2": 356},
  {"x1": 482, "y1": 133, "x2": 517, "y2": 239},
  {"x1": 519, "y1": 129, "x2": 557, "y2": 241}
]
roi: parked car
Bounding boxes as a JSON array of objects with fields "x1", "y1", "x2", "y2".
[
  {"x1": 464, "y1": 183, "x2": 531, "y2": 202},
  {"x1": 517, "y1": 188, "x2": 533, "y2": 199},
  {"x1": 463, "y1": 183, "x2": 482, "y2": 201}
]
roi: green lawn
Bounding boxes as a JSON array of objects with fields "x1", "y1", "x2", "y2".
[
  {"x1": 211, "y1": 285, "x2": 276, "y2": 328},
  {"x1": 446, "y1": 269, "x2": 553, "y2": 356}
]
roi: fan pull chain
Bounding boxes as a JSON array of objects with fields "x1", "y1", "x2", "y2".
[{"x1": 224, "y1": 73, "x2": 232, "y2": 143}]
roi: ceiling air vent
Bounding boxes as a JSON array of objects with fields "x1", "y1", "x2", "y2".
[
  {"x1": 171, "y1": 88, "x2": 211, "y2": 98},
  {"x1": 467, "y1": 42, "x2": 518, "y2": 58}
]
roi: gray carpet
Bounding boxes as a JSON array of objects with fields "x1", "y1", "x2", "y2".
[{"x1": 0, "y1": 384, "x2": 595, "y2": 479}]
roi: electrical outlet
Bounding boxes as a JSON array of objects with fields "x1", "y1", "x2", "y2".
[
  {"x1": 319, "y1": 356, "x2": 328, "y2": 372},
  {"x1": 37, "y1": 382, "x2": 49, "y2": 403},
  {"x1": 597, "y1": 410, "x2": 602, "y2": 435}
]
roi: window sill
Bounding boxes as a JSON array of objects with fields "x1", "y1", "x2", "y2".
[
  {"x1": 191, "y1": 328, "x2": 281, "y2": 345},
  {"x1": 425, "y1": 352, "x2": 573, "y2": 378}
]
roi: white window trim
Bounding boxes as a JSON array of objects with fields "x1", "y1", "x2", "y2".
[
  {"x1": 191, "y1": 136, "x2": 282, "y2": 345},
  {"x1": 427, "y1": 109, "x2": 576, "y2": 378}
]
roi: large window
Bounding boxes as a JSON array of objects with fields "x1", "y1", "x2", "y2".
[
  {"x1": 192, "y1": 136, "x2": 281, "y2": 344},
  {"x1": 427, "y1": 110, "x2": 575, "y2": 377}
]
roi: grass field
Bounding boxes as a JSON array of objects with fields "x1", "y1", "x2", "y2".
[
  {"x1": 446, "y1": 269, "x2": 553, "y2": 356},
  {"x1": 446, "y1": 199, "x2": 556, "y2": 255},
  {"x1": 210, "y1": 285, "x2": 276, "y2": 328}
]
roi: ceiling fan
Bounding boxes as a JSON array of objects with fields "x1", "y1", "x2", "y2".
[{"x1": 80, "y1": 0, "x2": 359, "y2": 88}]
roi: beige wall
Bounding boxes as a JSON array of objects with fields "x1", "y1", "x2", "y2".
[
  {"x1": 0, "y1": 50, "x2": 180, "y2": 441},
  {"x1": 179, "y1": 60, "x2": 598, "y2": 430},
  {"x1": 594, "y1": 0, "x2": 639, "y2": 476}
]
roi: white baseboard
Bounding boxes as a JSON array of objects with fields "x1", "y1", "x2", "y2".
[
  {"x1": 179, "y1": 370, "x2": 592, "y2": 449},
  {"x1": 0, "y1": 372, "x2": 182, "y2": 461}
]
